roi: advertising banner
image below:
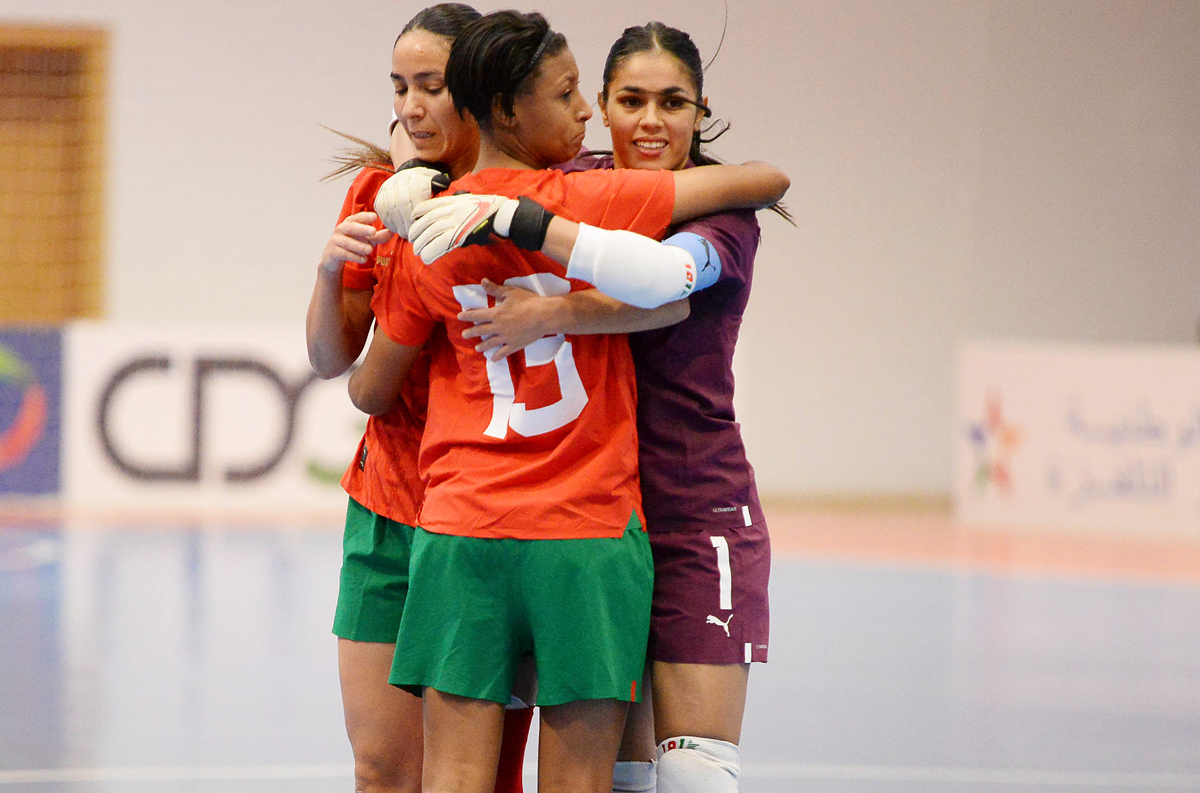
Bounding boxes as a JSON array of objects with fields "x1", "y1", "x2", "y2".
[
  {"x1": 955, "y1": 340, "x2": 1200, "y2": 535},
  {"x1": 0, "y1": 328, "x2": 62, "y2": 496},
  {"x1": 61, "y1": 322, "x2": 363, "y2": 515}
]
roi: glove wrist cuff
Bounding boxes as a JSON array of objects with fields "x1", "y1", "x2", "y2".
[
  {"x1": 506, "y1": 196, "x2": 556, "y2": 251},
  {"x1": 491, "y1": 199, "x2": 519, "y2": 238}
]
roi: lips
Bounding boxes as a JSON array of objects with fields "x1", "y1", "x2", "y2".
[
  {"x1": 633, "y1": 139, "x2": 668, "y2": 155},
  {"x1": 409, "y1": 130, "x2": 439, "y2": 154}
]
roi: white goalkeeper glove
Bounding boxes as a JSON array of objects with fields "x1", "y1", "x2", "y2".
[
  {"x1": 409, "y1": 193, "x2": 555, "y2": 264},
  {"x1": 373, "y1": 159, "x2": 452, "y2": 239}
]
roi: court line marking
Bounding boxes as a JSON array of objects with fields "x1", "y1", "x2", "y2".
[
  {"x1": 745, "y1": 764, "x2": 1200, "y2": 787},
  {"x1": 0, "y1": 766, "x2": 353, "y2": 784},
  {"x1": 3, "y1": 763, "x2": 1199, "y2": 787}
]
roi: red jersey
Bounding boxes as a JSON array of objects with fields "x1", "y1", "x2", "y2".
[
  {"x1": 332, "y1": 166, "x2": 431, "y2": 526},
  {"x1": 372, "y1": 167, "x2": 675, "y2": 540},
  {"x1": 338, "y1": 165, "x2": 392, "y2": 291}
]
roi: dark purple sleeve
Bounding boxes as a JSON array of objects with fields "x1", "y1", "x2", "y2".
[
  {"x1": 670, "y1": 210, "x2": 761, "y2": 291},
  {"x1": 553, "y1": 150, "x2": 614, "y2": 174}
]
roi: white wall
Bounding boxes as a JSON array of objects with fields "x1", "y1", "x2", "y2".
[{"x1": 4, "y1": 0, "x2": 1198, "y2": 499}]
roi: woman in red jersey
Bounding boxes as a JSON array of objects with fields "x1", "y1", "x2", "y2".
[
  {"x1": 304, "y1": 6, "x2": 531, "y2": 793},
  {"x1": 349, "y1": 11, "x2": 788, "y2": 793},
  {"x1": 449, "y1": 22, "x2": 787, "y2": 793}
]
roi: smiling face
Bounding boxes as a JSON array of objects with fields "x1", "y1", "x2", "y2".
[
  {"x1": 600, "y1": 50, "x2": 707, "y2": 172},
  {"x1": 391, "y1": 29, "x2": 479, "y2": 177},
  {"x1": 507, "y1": 48, "x2": 593, "y2": 168}
]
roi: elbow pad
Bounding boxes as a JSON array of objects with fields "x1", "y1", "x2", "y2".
[
  {"x1": 664, "y1": 231, "x2": 722, "y2": 292},
  {"x1": 566, "y1": 224, "x2": 697, "y2": 309}
]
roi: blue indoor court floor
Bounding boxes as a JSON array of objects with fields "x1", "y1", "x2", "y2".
[{"x1": 2, "y1": 505, "x2": 1200, "y2": 792}]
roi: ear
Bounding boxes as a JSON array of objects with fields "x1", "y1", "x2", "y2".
[
  {"x1": 597, "y1": 91, "x2": 609, "y2": 127},
  {"x1": 491, "y1": 94, "x2": 518, "y2": 132}
]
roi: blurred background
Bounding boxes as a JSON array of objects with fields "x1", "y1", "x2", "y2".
[
  {"x1": 1, "y1": 1, "x2": 1198, "y2": 791},
  {"x1": 0, "y1": 0, "x2": 1195, "y2": 502}
]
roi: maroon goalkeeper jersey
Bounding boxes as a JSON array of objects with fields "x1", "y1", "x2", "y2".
[{"x1": 562, "y1": 152, "x2": 766, "y2": 534}]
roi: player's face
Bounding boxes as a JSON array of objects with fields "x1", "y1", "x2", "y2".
[
  {"x1": 508, "y1": 48, "x2": 592, "y2": 168},
  {"x1": 391, "y1": 30, "x2": 479, "y2": 177},
  {"x1": 601, "y1": 51, "x2": 707, "y2": 172}
]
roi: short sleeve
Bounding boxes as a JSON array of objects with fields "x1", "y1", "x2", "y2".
[
  {"x1": 337, "y1": 165, "x2": 393, "y2": 291},
  {"x1": 671, "y1": 210, "x2": 760, "y2": 290}
]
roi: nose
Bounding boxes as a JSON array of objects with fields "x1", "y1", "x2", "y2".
[
  {"x1": 399, "y1": 93, "x2": 425, "y2": 122},
  {"x1": 640, "y1": 100, "x2": 663, "y2": 129}
]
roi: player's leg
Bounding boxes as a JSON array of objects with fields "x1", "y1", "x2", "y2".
[
  {"x1": 493, "y1": 656, "x2": 536, "y2": 793},
  {"x1": 613, "y1": 675, "x2": 656, "y2": 793},
  {"x1": 524, "y1": 514, "x2": 655, "y2": 793},
  {"x1": 390, "y1": 528, "x2": 527, "y2": 792},
  {"x1": 422, "y1": 688, "x2": 506, "y2": 793},
  {"x1": 537, "y1": 698, "x2": 629, "y2": 793},
  {"x1": 493, "y1": 704, "x2": 534, "y2": 793},
  {"x1": 650, "y1": 661, "x2": 748, "y2": 744},
  {"x1": 333, "y1": 498, "x2": 423, "y2": 792},
  {"x1": 650, "y1": 662, "x2": 747, "y2": 793},
  {"x1": 646, "y1": 522, "x2": 771, "y2": 793},
  {"x1": 339, "y1": 640, "x2": 424, "y2": 793}
]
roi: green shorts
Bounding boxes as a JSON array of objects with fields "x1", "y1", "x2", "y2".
[
  {"x1": 332, "y1": 497, "x2": 417, "y2": 643},
  {"x1": 389, "y1": 515, "x2": 653, "y2": 707}
]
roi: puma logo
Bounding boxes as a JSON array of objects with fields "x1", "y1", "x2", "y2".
[
  {"x1": 706, "y1": 613, "x2": 732, "y2": 637},
  {"x1": 699, "y1": 238, "x2": 717, "y2": 271}
]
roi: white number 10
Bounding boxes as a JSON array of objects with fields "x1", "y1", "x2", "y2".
[{"x1": 453, "y1": 274, "x2": 589, "y2": 440}]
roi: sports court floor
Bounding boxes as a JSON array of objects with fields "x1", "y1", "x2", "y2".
[{"x1": 2, "y1": 504, "x2": 1199, "y2": 792}]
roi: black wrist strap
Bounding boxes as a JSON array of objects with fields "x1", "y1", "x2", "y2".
[{"x1": 507, "y1": 196, "x2": 556, "y2": 251}]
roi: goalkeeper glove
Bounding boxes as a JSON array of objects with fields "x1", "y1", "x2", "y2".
[
  {"x1": 408, "y1": 193, "x2": 555, "y2": 264},
  {"x1": 373, "y1": 159, "x2": 452, "y2": 239}
]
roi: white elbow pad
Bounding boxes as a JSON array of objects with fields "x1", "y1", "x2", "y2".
[{"x1": 565, "y1": 224, "x2": 697, "y2": 309}]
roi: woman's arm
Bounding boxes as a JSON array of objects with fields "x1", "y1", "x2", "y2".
[
  {"x1": 408, "y1": 196, "x2": 701, "y2": 309},
  {"x1": 669, "y1": 161, "x2": 790, "y2": 224},
  {"x1": 306, "y1": 211, "x2": 393, "y2": 378},
  {"x1": 308, "y1": 124, "x2": 413, "y2": 379},
  {"x1": 347, "y1": 329, "x2": 424, "y2": 416},
  {"x1": 404, "y1": 162, "x2": 777, "y2": 308},
  {"x1": 457, "y1": 279, "x2": 688, "y2": 360}
]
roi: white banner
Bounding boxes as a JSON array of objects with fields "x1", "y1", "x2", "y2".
[
  {"x1": 62, "y1": 322, "x2": 364, "y2": 515},
  {"x1": 955, "y1": 339, "x2": 1200, "y2": 535}
]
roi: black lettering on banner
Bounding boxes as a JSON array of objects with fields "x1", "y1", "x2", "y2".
[
  {"x1": 97, "y1": 355, "x2": 320, "y2": 483},
  {"x1": 98, "y1": 356, "x2": 197, "y2": 481}
]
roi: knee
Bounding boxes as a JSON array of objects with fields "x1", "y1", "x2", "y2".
[
  {"x1": 352, "y1": 745, "x2": 421, "y2": 793},
  {"x1": 655, "y1": 736, "x2": 739, "y2": 793}
]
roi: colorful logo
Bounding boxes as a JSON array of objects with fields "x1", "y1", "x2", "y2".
[
  {"x1": 966, "y1": 391, "x2": 1023, "y2": 496},
  {"x1": 0, "y1": 331, "x2": 62, "y2": 495},
  {"x1": 0, "y1": 344, "x2": 48, "y2": 472}
]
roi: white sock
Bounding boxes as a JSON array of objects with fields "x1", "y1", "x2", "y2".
[
  {"x1": 655, "y1": 736, "x2": 739, "y2": 793},
  {"x1": 612, "y1": 760, "x2": 656, "y2": 793}
]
